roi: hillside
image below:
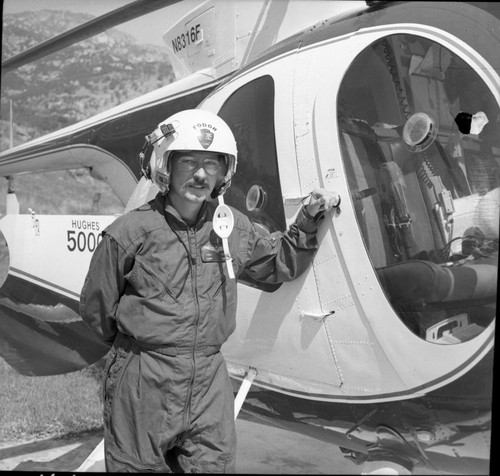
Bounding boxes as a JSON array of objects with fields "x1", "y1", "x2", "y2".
[{"x1": 1, "y1": 9, "x2": 176, "y2": 151}]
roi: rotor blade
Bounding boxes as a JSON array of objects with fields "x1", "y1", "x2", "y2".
[{"x1": 1, "y1": 0, "x2": 182, "y2": 74}]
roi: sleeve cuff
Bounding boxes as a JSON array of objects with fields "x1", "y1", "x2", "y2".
[{"x1": 295, "y1": 206, "x2": 325, "y2": 233}]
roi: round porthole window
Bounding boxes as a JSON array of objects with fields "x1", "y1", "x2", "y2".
[
  {"x1": 246, "y1": 184, "x2": 267, "y2": 213},
  {"x1": 402, "y1": 112, "x2": 438, "y2": 152}
]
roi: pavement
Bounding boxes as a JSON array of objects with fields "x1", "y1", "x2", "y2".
[
  {"x1": 0, "y1": 429, "x2": 103, "y2": 472},
  {"x1": 0, "y1": 417, "x2": 359, "y2": 473}
]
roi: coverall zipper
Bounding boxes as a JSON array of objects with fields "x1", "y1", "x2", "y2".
[{"x1": 183, "y1": 225, "x2": 200, "y2": 435}]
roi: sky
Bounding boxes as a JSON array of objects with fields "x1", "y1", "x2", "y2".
[{"x1": 2, "y1": 0, "x2": 198, "y2": 46}]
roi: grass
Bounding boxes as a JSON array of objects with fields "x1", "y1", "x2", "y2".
[{"x1": 0, "y1": 357, "x2": 104, "y2": 443}]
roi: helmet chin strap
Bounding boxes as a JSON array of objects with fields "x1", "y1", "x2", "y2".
[{"x1": 213, "y1": 195, "x2": 235, "y2": 279}]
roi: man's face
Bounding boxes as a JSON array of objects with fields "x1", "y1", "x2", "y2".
[{"x1": 168, "y1": 151, "x2": 226, "y2": 205}]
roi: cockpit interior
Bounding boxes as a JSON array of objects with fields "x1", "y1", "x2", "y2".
[{"x1": 337, "y1": 34, "x2": 498, "y2": 344}]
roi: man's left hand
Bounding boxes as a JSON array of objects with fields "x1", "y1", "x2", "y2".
[{"x1": 305, "y1": 188, "x2": 341, "y2": 217}]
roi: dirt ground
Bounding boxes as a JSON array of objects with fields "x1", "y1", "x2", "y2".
[{"x1": 0, "y1": 416, "x2": 359, "y2": 473}]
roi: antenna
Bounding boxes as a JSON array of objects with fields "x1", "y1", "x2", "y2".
[
  {"x1": 9, "y1": 99, "x2": 13, "y2": 149},
  {"x1": 6, "y1": 99, "x2": 20, "y2": 214}
]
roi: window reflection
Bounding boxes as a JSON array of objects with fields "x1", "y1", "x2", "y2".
[{"x1": 338, "y1": 35, "x2": 498, "y2": 344}]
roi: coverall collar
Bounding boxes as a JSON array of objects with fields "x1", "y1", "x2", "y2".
[{"x1": 158, "y1": 192, "x2": 210, "y2": 230}]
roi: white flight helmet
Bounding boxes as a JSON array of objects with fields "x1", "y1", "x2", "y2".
[{"x1": 141, "y1": 109, "x2": 238, "y2": 197}]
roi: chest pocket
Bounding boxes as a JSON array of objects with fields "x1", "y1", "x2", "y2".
[
  {"x1": 200, "y1": 242, "x2": 225, "y2": 263},
  {"x1": 202, "y1": 227, "x2": 247, "y2": 275},
  {"x1": 127, "y1": 257, "x2": 178, "y2": 302},
  {"x1": 201, "y1": 232, "x2": 245, "y2": 283}
]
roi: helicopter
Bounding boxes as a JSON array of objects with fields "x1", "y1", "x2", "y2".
[{"x1": 0, "y1": 1, "x2": 498, "y2": 474}]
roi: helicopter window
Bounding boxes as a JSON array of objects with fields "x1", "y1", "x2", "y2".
[
  {"x1": 337, "y1": 34, "x2": 498, "y2": 344},
  {"x1": 0, "y1": 168, "x2": 123, "y2": 215},
  {"x1": 218, "y1": 75, "x2": 286, "y2": 233}
]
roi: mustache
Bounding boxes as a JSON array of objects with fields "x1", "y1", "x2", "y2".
[{"x1": 187, "y1": 178, "x2": 209, "y2": 188}]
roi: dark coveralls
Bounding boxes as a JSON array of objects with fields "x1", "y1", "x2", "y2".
[{"x1": 80, "y1": 192, "x2": 324, "y2": 472}]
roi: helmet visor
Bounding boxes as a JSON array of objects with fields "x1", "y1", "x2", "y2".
[{"x1": 170, "y1": 152, "x2": 228, "y2": 176}]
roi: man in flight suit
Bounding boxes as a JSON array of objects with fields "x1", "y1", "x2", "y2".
[{"x1": 80, "y1": 109, "x2": 340, "y2": 472}]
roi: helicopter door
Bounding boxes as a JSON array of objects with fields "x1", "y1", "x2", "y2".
[{"x1": 306, "y1": 26, "x2": 497, "y2": 400}]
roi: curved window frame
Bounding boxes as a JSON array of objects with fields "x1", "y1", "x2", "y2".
[{"x1": 336, "y1": 33, "x2": 498, "y2": 345}]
